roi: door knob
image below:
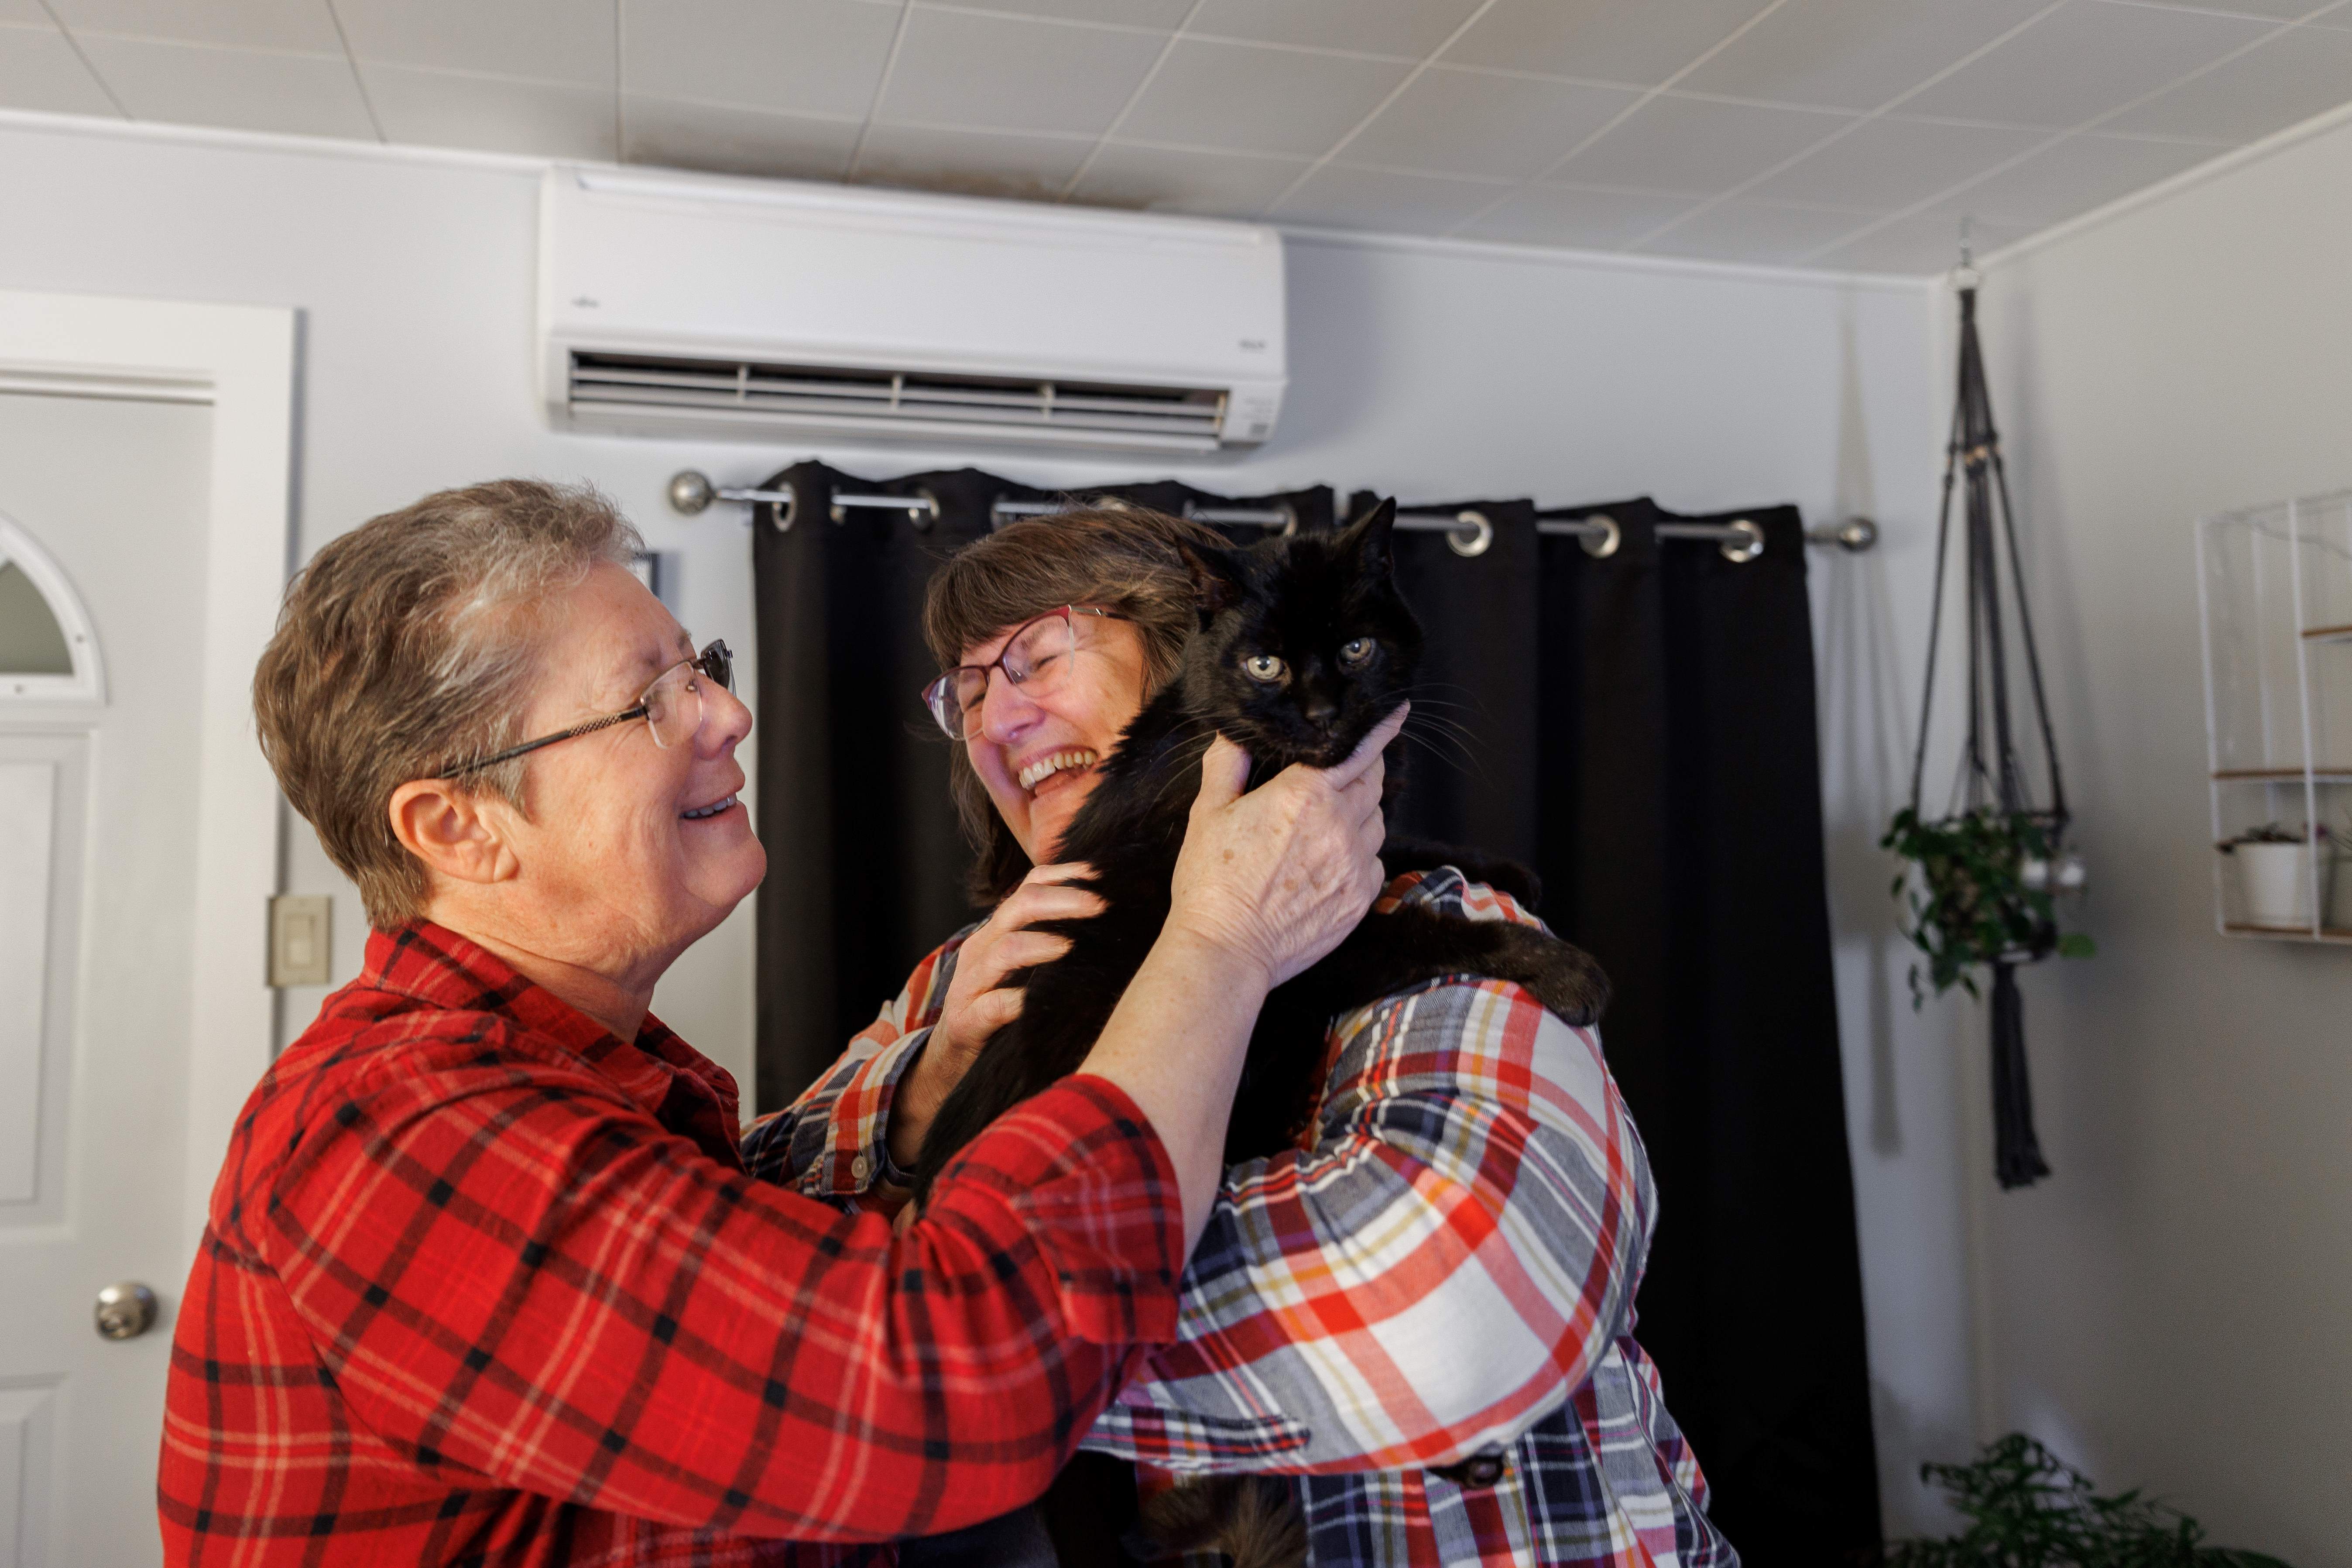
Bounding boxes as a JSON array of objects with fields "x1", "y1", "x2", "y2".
[{"x1": 94, "y1": 1281, "x2": 158, "y2": 1342}]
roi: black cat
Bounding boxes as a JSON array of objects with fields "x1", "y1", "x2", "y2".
[{"x1": 910, "y1": 496, "x2": 1608, "y2": 1190}]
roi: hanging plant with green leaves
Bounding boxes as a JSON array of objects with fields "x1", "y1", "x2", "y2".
[
  {"x1": 1888, "y1": 1433, "x2": 2291, "y2": 1568},
  {"x1": 1892, "y1": 267, "x2": 2095, "y2": 1190},
  {"x1": 1884, "y1": 806, "x2": 2095, "y2": 1006}
]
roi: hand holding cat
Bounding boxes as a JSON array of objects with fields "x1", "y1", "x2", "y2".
[
  {"x1": 1167, "y1": 703, "x2": 1405, "y2": 989},
  {"x1": 885, "y1": 861, "x2": 1105, "y2": 1170}
]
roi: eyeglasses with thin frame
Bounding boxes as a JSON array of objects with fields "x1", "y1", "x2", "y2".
[
  {"x1": 444, "y1": 639, "x2": 734, "y2": 775},
  {"x1": 920, "y1": 606, "x2": 1125, "y2": 739}
]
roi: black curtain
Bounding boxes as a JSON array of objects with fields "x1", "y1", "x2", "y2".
[
  {"x1": 1356, "y1": 490, "x2": 1882, "y2": 1562},
  {"x1": 751, "y1": 462, "x2": 1334, "y2": 1106}
]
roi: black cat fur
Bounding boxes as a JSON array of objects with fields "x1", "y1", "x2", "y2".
[{"x1": 909, "y1": 499, "x2": 1609, "y2": 1567}]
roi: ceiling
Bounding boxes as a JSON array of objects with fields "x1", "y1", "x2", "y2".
[{"x1": 6, "y1": 0, "x2": 2350, "y2": 274}]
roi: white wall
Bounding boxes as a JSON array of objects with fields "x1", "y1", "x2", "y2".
[
  {"x1": 1960, "y1": 111, "x2": 2352, "y2": 1563},
  {"x1": 0, "y1": 112, "x2": 1976, "y2": 1536}
]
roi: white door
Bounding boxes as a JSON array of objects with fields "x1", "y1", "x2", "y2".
[{"x1": 0, "y1": 292, "x2": 291, "y2": 1568}]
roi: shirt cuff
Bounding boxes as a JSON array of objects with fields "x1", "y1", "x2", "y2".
[
  {"x1": 924, "y1": 1074, "x2": 1184, "y2": 1348},
  {"x1": 784, "y1": 1026, "x2": 932, "y2": 1197}
]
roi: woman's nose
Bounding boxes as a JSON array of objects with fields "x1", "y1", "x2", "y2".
[
  {"x1": 975, "y1": 670, "x2": 1042, "y2": 743},
  {"x1": 698, "y1": 681, "x2": 754, "y2": 754}
]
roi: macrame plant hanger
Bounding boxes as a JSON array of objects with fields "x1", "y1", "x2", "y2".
[{"x1": 1908, "y1": 232, "x2": 2074, "y2": 1190}]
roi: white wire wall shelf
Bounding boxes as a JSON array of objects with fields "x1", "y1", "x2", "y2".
[{"x1": 2198, "y1": 488, "x2": 2352, "y2": 943}]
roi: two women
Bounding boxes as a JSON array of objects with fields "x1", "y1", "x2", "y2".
[{"x1": 164, "y1": 481, "x2": 1391, "y2": 1565}]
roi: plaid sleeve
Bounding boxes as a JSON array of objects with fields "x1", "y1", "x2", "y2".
[
  {"x1": 260, "y1": 1031, "x2": 1179, "y2": 1541},
  {"x1": 1085, "y1": 879, "x2": 1653, "y2": 1475},
  {"x1": 741, "y1": 932, "x2": 970, "y2": 1196}
]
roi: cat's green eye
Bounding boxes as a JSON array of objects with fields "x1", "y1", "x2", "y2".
[
  {"x1": 1243, "y1": 653, "x2": 1287, "y2": 683},
  {"x1": 1338, "y1": 638, "x2": 1376, "y2": 668}
]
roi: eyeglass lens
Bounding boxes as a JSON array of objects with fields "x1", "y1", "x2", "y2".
[
  {"x1": 645, "y1": 642, "x2": 733, "y2": 750},
  {"x1": 935, "y1": 612, "x2": 1077, "y2": 738}
]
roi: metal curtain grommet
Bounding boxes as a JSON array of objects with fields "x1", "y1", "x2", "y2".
[
  {"x1": 769, "y1": 493, "x2": 797, "y2": 532},
  {"x1": 1580, "y1": 513, "x2": 1622, "y2": 559},
  {"x1": 1447, "y1": 510, "x2": 1494, "y2": 558},
  {"x1": 1719, "y1": 518, "x2": 1766, "y2": 564},
  {"x1": 909, "y1": 489, "x2": 940, "y2": 532}
]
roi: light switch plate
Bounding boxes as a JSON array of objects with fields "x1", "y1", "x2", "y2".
[{"x1": 268, "y1": 895, "x2": 333, "y2": 987}]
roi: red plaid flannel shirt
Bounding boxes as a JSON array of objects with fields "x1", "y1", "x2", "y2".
[{"x1": 158, "y1": 922, "x2": 1183, "y2": 1567}]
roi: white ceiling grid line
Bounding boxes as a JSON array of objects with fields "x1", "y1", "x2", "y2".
[
  {"x1": 321, "y1": 0, "x2": 387, "y2": 142},
  {"x1": 32, "y1": 0, "x2": 127, "y2": 117},
  {"x1": 844, "y1": 0, "x2": 918, "y2": 178}
]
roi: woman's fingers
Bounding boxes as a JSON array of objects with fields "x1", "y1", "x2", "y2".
[
  {"x1": 1325, "y1": 703, "x2": 1407, "y2": 790},
  {"x1": 1195, "y1": 734, "x2": 1253, "y2": 814}
]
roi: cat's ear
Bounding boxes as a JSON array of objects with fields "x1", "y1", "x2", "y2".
[
  {"x1": 1181, "y1": 544, "x2": 1244, "y2": 619},
  {"x1": 1337, "y1": 496, "x2": 1397, "y2": 577}
]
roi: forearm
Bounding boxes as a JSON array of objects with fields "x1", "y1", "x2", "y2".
[{"x1": 1077, "y1": 926, "x2": 1270, "y2": 1256}]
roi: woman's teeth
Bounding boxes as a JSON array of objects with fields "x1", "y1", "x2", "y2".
[
  {"x1": 682, "y1": 793, "x2": 737, "y2": 820},
  {"x1": 1018, "y1": 749, "x2": 1097, "y2": 792}
]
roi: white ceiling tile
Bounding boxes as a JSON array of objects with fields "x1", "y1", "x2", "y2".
[
  {"x1": 1810, "y1": 209, "x2": 2031, "y2": 272},
  {"x1": 1745, "y1": 115, "x2": 2047, "y2": 209},
  {"x1": 1185, "y1": 0, "x2": 1485, "y2": 60},
  {"x1": 623, "y1": 0, "x2": 898, "y2": 121},
  {"x1": 1340, "y1": 66, "x2": 1638, "y2": 179},
  {"x1": 0, "y1": 0, "x2": 48, "y2": 24},
  {"x1": 78, "y1": 34, "x2": 375, "y2": 136},
  {"x1": 0, "y1": 21, "x2": 119, "y2": 113},
  {"x1": 921, "y1": 0, "x2": 1194, "y2": 28},
  {"x1": 1924, "y1": 130, "x2": 2220, "y2": 226},
  {"x1": 1440, "y1": 0, "x2": 1779, "y2": 88},
  {"x1": 1114, "y1": 38, "x2": 1410, "y2": 154},
  {"x1": 622, "y1": 94, "x2": 858, "y2": 179},
  {"x1": 1900, "y1": 0, "x2": 2272, "y2": 130},
  {"x1": 1068, "y1": 142, "x2": 1309, "y2": 216},
  {"x1": 876, "y1": 8, "x2": 1163, "y2": 136},
  {"x1": 1675, "y1": 0, "x2": 2054, "y2": 112},
  {"x1": 1552, "y1": 95, "x2": 1853, "y2": 195},
  {"x1": 336, "y1": 0, "x2": 614, "y2": 88},
  {"x1": 853, "y1": 121, "x2": 1093, "y2": 199},
  {"x1": 1457, "y1": 183, "x2": 1702, "y2": 248},
  {"x1": 2105, "y1": 25, "x2": 2352, "y2": 144},
  {"x1": 1639, "y1": 199, "x2": 1880, "y2": 263},
  {"x1": 363, "y1": 64, "x2": 617, "y2": 157},
  {"x1": 1273, "y1": 164, "x2": 1509, "y2": 234},
  {"x1": 45, "y1": 0, "x2": 339, "y2": 51}
]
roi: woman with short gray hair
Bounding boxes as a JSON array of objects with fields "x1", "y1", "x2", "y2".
[{"x1": 159, "y1": 478, "x2": 1399, "y2": 1566}]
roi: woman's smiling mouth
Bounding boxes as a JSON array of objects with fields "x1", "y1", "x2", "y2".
[
  {"x1": 1018, "y1": 749, "x2": 1098, "y2": 794},
  {"x1": 681, "y1": 792, "x2": 738, "y2": 820}
]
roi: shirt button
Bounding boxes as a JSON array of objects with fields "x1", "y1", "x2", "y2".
[
  {"x1": 1464, "y1": 1456, "x2": 1505, "y2": 1488},
  {"x1": 851, "y1": 1154, "x2": 871, "y2": 1183}
]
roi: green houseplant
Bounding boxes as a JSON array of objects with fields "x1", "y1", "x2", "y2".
[
  {"x1": 1888, "y1": 1434, "x2": 2291, "y2": 1567},
  {"x1": 1882, "y1": 807, "x2": 2095, "y2": 1006}
]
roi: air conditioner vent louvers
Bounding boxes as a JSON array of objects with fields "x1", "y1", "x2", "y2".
[{"x1": 568, "y1": 351, "x2": 1229, "y2": 441}]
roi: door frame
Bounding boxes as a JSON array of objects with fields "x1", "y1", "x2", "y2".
[{"x1": 0, "y1": 289, "x2": 294, "y2": 1259}]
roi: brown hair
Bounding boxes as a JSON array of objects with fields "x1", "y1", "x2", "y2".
[
  {"x1": 923, "y1": 505, "x2": 1228, "y2": 902},
  {"x1": 254, "y1": 479, "x2": 641, "y2": 929}
]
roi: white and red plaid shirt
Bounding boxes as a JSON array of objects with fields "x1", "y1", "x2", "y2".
[{"x1": 745, "y1": 869, "x2": 1733, "y2": 1567}]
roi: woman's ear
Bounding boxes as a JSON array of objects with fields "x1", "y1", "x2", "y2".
[{"x1": 388, "y1": 779, "x2": 519, "y2": 891}]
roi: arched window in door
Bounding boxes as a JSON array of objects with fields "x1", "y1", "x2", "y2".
[{"x1": 0, "y1": 514, "x2": 104, "y2": 703}]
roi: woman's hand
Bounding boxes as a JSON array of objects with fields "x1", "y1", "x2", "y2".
[
  {"x1": 887, "y1": 862, "x2": 1104, "y2": 1169},
  {"x1": 1165, "y1": 705, "x2": 1405, "y2": 989}
]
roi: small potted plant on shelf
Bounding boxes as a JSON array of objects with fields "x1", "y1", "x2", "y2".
[
  {"x1": 2216, "y1": 821, "x2": 2335, "y2": 929},
  {"x1": 1883, "y1": 807, "x2": 2095, "y2": 1004}
]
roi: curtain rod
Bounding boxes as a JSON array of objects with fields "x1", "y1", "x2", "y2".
[{"x1": 665, "y1": 470, "x2": 1879, "y2": 562}]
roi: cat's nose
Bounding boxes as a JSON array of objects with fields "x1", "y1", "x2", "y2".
[{"x1": 1303, "y1": 697, "x2": 1339, "y2": 726}]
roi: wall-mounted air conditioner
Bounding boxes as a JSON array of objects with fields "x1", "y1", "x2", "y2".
[{"x1": 538, "y1": 167, "x2": 1287, "y2": 455}]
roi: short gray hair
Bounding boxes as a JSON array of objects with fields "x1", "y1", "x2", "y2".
[{"x1": 254, "y1": 479, "x2": 641, "y2": 929}]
